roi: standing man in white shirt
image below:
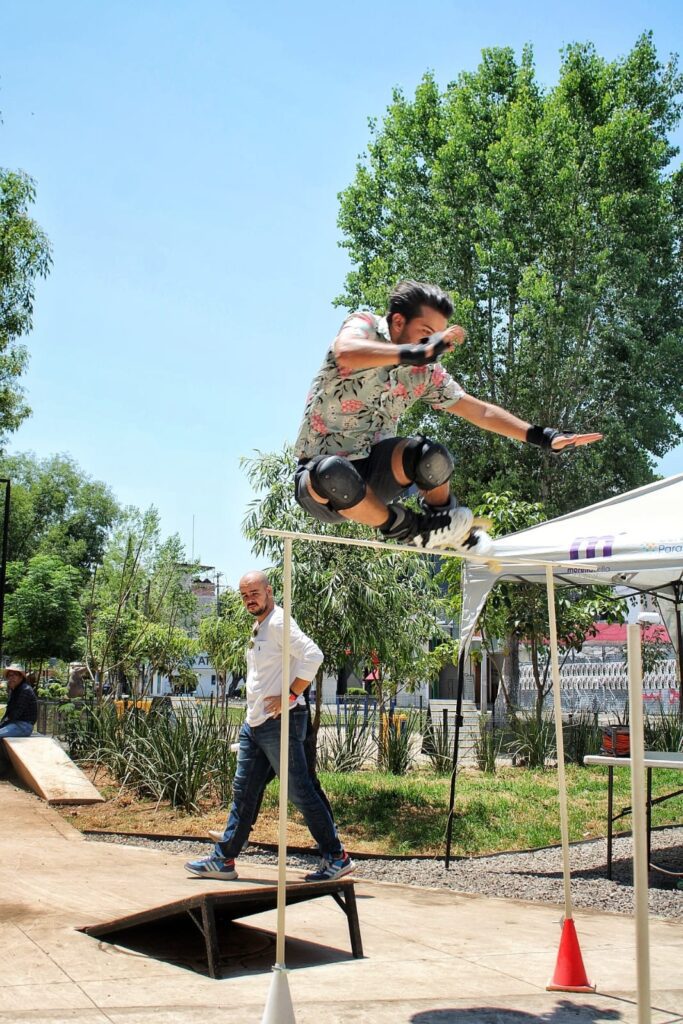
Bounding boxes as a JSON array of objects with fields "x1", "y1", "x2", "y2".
[{"x1": 185, "y1": 570, "x2": 354, "y2": 883}]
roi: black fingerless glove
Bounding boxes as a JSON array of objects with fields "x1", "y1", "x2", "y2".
[
  {"x1": 397, "y1": 331, "x2": 448, "y2": 367},
  {"x1": 526, "y1": 425, "x2": 575, "y2": 451}
]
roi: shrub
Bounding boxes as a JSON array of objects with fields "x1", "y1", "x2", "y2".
[
  {"x1": 317, "y1": 708, "x2": 376, "y2": 772},
  {"x1": 474, "y1": 714, "x2": 503, "y2": 773},
  {"x1": 506, "y1": 711, "x2": 556, "y2": 769},
  {"x1": 563, "y1": 711, "x2": 602, "y2": 764}
]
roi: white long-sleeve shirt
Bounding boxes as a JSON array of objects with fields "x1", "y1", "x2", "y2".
[{"x1": 245, "y1": 605, "x2": 324, "y2": 728}]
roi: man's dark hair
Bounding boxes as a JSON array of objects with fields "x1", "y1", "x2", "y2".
[{"x1": 387, "y1": 280, "x2": 454, "y2": 325}]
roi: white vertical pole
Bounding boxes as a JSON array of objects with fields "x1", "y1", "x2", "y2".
[
  {"x1": 545, "y1": 565, "x2": 573, "y2": 921},
  {"x1": 627, "y1": 623, "x2": 651, "y2": 1024},
  {"x1": 275, "y1": 537, "x2": 292, "y2": 968}
]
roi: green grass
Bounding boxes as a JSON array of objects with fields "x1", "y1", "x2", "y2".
[{"x1": 257, "y1": 764, "x2": 683, "y2": 856}]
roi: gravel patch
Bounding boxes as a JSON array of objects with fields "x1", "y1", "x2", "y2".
[{"x1": 87, "y1": 827, "x2": 683, "y2": 920}]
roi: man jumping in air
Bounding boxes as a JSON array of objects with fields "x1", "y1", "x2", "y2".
[{"x1": 294, "y1": 280, "x2": 601, "y2": 553}]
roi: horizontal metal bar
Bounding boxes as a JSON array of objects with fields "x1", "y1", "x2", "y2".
[
  {"x1": 260, "y1": 527, "x2": 577, "y2": 571},
  {"x1": 263, "y1": 527, "x2": 477, "y2": 559}
]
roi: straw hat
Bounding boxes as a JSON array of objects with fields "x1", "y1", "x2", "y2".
[{"x1": 3, "y1": 663, "x2": 26, "y2": 679}]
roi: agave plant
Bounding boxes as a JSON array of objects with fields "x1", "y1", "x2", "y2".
[
  {"x1": 473, "y1": 714, "x2": 504, "y2": 773},
  {"x1": 69, "y1": 699, "x2": 244, "y2": 813},
  {"x1": 378, "y1": 709, "x2": 419, "y2": 776},
  {"x1": 563, "y1": 711, "x2": 602, "y2": 764},
  {"x1": 317, "y1": 708, "x2": 376, "y2": 773},
  {"x1": 422, "y1": 719, "x2": 453, "y2": 775},
  {"x1": 506, "y1": 711, "x2": 556, "y2": 769},
  {"x1": 645, "y1": 707, "x2": 683, "y2": 752}
]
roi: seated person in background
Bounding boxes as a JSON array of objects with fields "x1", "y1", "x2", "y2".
[{"x1": 0, "y1": 663, "x2": 37, "y2": 774}]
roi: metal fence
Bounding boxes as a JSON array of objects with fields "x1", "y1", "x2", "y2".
[
  {"x1": 35, "y1": 699, "x2": 96, "y2": 741},
  {"x1": 516, "y1": 660, "x2": 680, "y2": 714}
]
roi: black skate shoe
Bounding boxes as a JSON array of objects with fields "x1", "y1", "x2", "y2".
[
  {"x1": 413, "y1": 496, "x2": 495, "y2": 555},
  {"x1": 411, "y1": 496, "x2": 474, "y2": 550},
  {"x1": 379, "y1": 504, "x2": 423, "y2": 542}
]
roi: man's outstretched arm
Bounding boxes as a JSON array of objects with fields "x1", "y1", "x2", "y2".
[{"x1": 446, "y1": 394, "x2": 603, "y2": 451}]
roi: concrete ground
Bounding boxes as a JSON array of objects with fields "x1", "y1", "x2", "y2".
[{"x1": 1, "y1": 779, "x2": 681, "y2": 1024}]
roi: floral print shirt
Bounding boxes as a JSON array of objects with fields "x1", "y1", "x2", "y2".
[{"x1": 294, "y1": 311, "x2": 465, "y2": 460}]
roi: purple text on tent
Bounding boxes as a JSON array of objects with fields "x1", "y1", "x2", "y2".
[{"x1": 569, "y1": 535, "x2": 614, "y2": 560}]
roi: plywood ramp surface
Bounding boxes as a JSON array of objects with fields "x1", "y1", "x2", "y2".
[{"x1": 3, "y1": 736, "x2": 104, "y2": 804}]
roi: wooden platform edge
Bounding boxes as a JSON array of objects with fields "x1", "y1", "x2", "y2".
[
  {"x1": 80, "y1": 876, "x2": 363, "y2": 976},
  {"x1": 3, "y1": 736, "x2": 105, "y2": 804}
]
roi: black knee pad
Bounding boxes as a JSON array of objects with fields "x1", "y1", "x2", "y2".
[
  {"x1": 309, "y1": 455, "x2": 366, "y2": 511},
  {"x1": 402, "y1": 436, "x2": 454, "y2": 490}
]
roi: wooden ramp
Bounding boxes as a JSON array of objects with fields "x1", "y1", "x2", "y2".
[
  {"x1": 2, "y1": 735, "x2": 104, "y2": 804},
  {"x1": 81, "y1": 878, "x2": 362, "y2": 979}
]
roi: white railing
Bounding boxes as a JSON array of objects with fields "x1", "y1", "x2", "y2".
[
  {"x1": 515, "y1": 660, "x2": 679, "y2": 713},
  {"x1": 519, "y1": 660, "x2": 678, "y2": 691}
]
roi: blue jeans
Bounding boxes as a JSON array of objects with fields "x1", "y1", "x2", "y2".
[
  {"x1": 0, "y1": 721, "x2": 34, "y2": 738},
  {"x1": 215, "y1": 708, "x2": 342, "y2": 861}
]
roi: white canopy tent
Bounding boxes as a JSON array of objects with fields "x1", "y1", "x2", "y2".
[
  {"x1": 460, "y1": 473, "x2": 683, "y2": 679},
  {"x1": 445, "y1": 474, "x2": 683, "y2": 867},
  {"x1": 445, "y1": 476, "x2": 683, "y2": 1012}
]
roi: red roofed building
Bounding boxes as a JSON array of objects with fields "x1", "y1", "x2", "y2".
[{"x1": 585, "y1": 623, "x2": 671, "y2": 646}]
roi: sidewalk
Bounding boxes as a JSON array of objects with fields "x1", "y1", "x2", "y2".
[{"x1": 1, "y1": 779, "x2": 681, "y2": 1024}]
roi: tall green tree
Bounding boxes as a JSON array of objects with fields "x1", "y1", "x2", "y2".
[
  {"x1": 0, "y1": 168, "x2": 51, "y2": 444},
  {"x1": 198, "y1": 587, "x2": 251, "y2": 701},
  {"x1": 0, "y1": 452, "x2": 120, "y2": 573},
  {"x1": 337, "y1": 35, "x2": 683, "y2": 513},
  {"x1": 83, "y1": 508, "x2": 198, "y2": 698},
  {"x1": 135, "y1": 622, "x2": 199, "y2": 696},
  {"x1": 4, "y1": 554, "x2": 82, "y2": 675}
]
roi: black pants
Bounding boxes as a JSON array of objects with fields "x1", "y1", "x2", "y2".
[{"x1": 294, "y1": 438, "x2": 409, "y2": 524}]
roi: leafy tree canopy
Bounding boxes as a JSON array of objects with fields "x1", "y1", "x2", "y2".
[
  {"x1": 337, "y1": 34, "x2": 683, "y2": 513},
  {"x1": 0, "y1": 452, "x2": 120, "y2": 573},
  {"x1": 0, "y1": 167, "x2": 51, "y2": 445},
  {"x1": 4, "y1": 553, "x2": 82, "y2": 669}
]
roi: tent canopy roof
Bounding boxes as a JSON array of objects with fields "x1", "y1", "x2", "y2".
[{"x1": 460, "y1": 474, "x2": 683, "y2": 654}]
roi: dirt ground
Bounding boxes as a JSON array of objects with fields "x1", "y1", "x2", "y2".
[{"x1": 55, "y1": 765, "x2": 385, "y2": 852}]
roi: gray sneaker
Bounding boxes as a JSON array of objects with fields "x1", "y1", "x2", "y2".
[{"x1": 185, "y1": 855, "x2": 238, "y2": 880}]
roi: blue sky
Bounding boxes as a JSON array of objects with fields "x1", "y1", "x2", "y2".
[{"x1": 1, "y1": 1, "x2": 682, "y2": 586}]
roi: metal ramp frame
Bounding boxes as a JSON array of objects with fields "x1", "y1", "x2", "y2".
[{"x1": 80, "y1": 877, "x2": 363, "y2": 978}]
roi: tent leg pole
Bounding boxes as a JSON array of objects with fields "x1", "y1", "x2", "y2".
[
  {"x1": 674, "y1": 586, "x2": 683, "y2": 722},
  {"x1": 545, "y1": 566, "x2": 573, "y2": 922},
  {"x1": 627, "y1": 623, "x2": 652, "y2": 1024},
  {"x1": 444, "y1": 651, "x2": 465, "y2": 870},
  {"x1": 274, "y1": 537, "x2": 292, "y2": 970}
]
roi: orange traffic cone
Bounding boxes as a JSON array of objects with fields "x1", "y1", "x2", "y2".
[{"x1": 546, "y1": 918, "x2": 596, "y2": 993}]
